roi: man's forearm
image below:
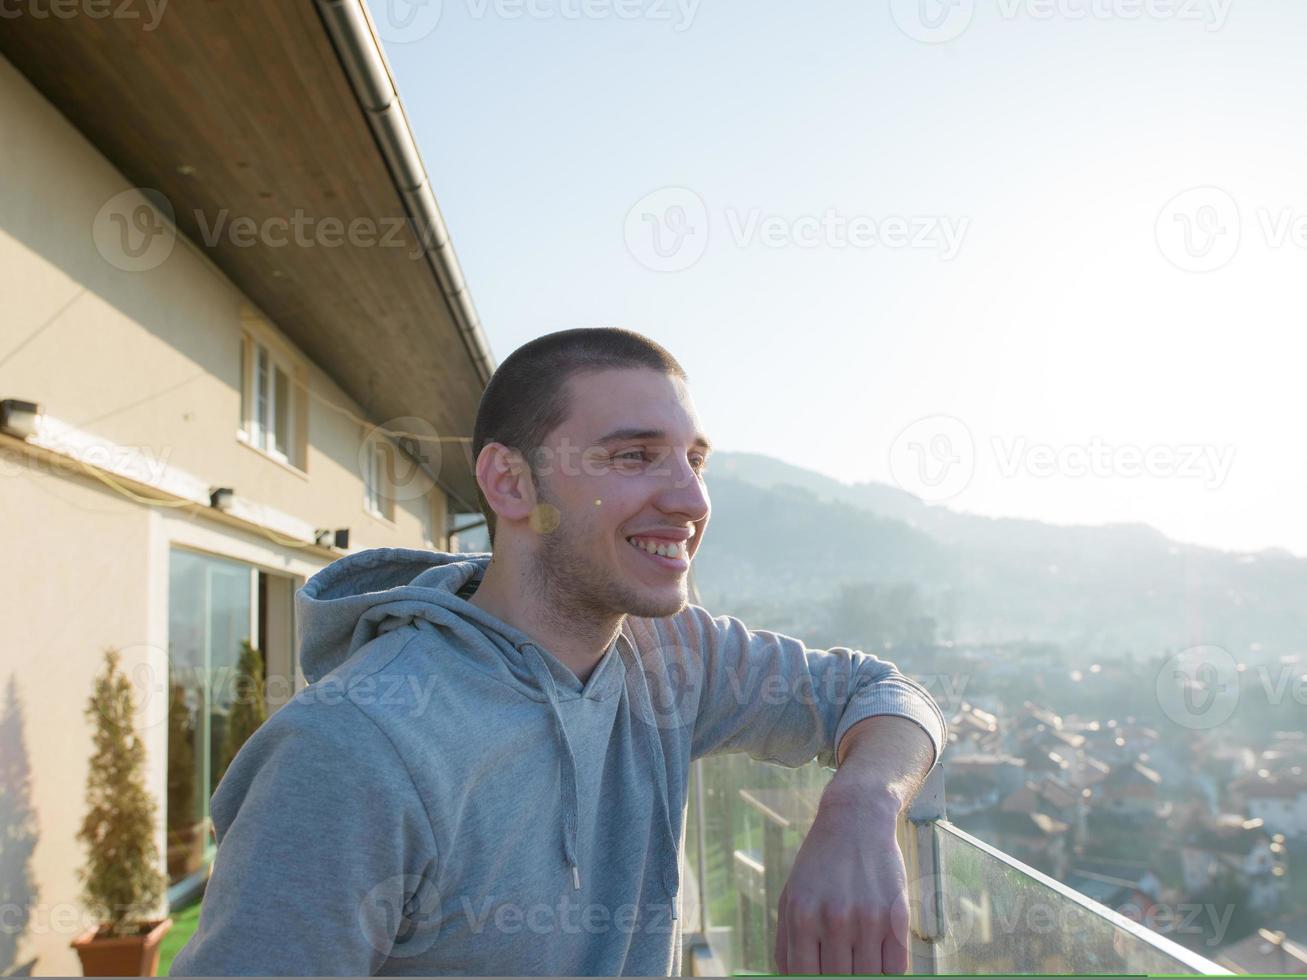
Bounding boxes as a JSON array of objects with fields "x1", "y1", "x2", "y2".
[{"x1": 824, "y1": 714, "x2": 937, "y2": 813}]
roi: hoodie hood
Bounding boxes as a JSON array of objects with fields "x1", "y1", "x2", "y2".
[
  {"x1": 298, "y1": 546, "x2": 504, "y2": 685},
  {"x1": 294, "y1": 547, "x2": 680, "y2": 908}
]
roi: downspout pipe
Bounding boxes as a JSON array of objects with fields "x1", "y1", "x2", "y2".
[{"x1": 315, "y1": 0, "x2": 497, "y2": 389}]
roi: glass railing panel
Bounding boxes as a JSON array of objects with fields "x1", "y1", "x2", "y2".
[
  {"x1": 688, "y1": 755, "x2": 1229, "y2": 976},
  {"x1": 927, "y1": 822, "x2": 1229, "y2": 976},
  {"x1": 692, "y1": 753, "x2": 834, "y2": 975}
]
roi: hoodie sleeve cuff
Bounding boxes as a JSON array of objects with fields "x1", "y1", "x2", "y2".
[{"x1": 833, "y1": 684, "x2": 948, "y2": 774}]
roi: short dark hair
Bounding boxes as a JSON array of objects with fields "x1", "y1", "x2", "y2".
[{"x1": 471, "y1": 327, "x2": 687, "y2": 547}]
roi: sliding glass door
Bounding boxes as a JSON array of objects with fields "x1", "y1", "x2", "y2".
[{"x1": 166, "y1": 549, "x2": 254, "y2": 886}]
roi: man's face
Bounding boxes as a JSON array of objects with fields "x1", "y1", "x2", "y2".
[{"x1": 528, "y1": 367, "x2": 712, "y2": 620}]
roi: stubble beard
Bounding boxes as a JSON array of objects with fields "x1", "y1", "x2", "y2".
[{"x1": 529, "y1": 491, "x2": 687, "y2": 626}]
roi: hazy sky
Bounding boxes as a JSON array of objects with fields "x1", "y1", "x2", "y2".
[{"x1": 376, "y1": 0, "x2": 1306, "y2": 557}]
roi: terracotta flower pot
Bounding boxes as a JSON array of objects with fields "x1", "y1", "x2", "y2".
[{"x1": 71, "y1": 917, "x2": 173, "y2": 977}]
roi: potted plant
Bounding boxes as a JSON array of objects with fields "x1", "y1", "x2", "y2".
[{"x1": 70, "y1": 648, "x2": 172, "y2": 977}]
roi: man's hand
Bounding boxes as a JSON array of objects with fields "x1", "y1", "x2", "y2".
[{"x1": 773, "y1": 715, "x2": 936, "y2": 975}]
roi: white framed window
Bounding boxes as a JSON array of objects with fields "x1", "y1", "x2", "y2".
[
  {"x1": 240, "y1": 327, "x2": 306, "y2": 471},
  {"x1": 420, "y1": 494, "x2": 435, "y2": 548},
  {"x1": 362, "y1": 433, "x2": 394, "y2": 522},
  {"x1": 419, "y1": 489, "x2": 447, "y2": 549}
]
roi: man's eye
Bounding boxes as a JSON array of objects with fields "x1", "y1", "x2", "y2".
[{"x1": 614, "y1": 450, "x2": 707, "y2": 472}]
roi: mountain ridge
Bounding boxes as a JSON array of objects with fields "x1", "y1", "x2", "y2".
[{"x1": 691, "y1": 452, "x2": 1307, "y2": 660}]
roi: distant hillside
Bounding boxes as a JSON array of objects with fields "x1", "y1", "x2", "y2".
[{"x1": 692, "y1": 452, "x2": 1307, "y2": 660}]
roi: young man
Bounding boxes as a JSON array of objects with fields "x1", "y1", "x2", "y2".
[{"x1": 171, "y1": 328, "x2": 947, "y2": 976}]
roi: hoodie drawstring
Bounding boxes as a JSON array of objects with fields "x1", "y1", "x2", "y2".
[
  {"x1": 618, "y1": 639, "x2": 681, "y2": 921},
  {"x1": 523, "y1": 646, "x2": 583, "y2": 891},
  {"x1": 522, "y1": 640, "x2": 680, "y2": 921}
]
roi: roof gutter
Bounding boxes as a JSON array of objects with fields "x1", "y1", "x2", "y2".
[{"x1": 315, "y1": 0, "x2": 496, "y2": 389}]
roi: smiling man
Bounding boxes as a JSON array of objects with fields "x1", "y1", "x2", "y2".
[{"x1": 170, "y1": 327, "x2": 946, "y2": 977}]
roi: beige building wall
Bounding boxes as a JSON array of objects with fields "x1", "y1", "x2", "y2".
[{"x1": 0, "y1": 53, "x2": 466, "y2": 976}]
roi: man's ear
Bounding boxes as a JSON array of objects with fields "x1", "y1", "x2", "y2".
[{"x1": 475, "y1": 443, "x2": 537, "y2": 527}]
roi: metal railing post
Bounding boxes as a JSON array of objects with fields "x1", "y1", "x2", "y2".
[
  {"x1": 899, "y1": 766, "x2": 947, "y2": 975},
  {"x1": 692, "y1": 757, "x2": 708, "y2": 938}
]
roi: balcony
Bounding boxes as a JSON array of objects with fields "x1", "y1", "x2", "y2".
[{"x1": 680, "y1": 756, "x2": 1230, "y2": 976}]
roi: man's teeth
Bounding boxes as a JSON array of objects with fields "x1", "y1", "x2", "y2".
[{"x1": 627, "y1": 536, "x2": 688, "y2": 559}]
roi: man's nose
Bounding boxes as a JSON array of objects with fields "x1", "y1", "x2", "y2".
[{"x1": 657, "y1": 454, "x2": 710, "y2": 522}]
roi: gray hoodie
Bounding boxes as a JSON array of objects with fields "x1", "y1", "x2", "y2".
[{"x1": 169, "y1": 547, "x2": 946, "y2": 976}]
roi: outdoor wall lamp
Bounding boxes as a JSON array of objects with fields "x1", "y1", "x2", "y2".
[
  {"x1": 315, "y1": 528, "x2": 350, "y2": 549},
  {"x1": 0, "y1": 398, "x2": 41, "y2": 439},
  {"x1": 209, "y1": 487, "x2": 235, "y2": 512}
]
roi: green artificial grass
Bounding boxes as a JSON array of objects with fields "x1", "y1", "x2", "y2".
[{"x1": 158, "y1": 899, "x2": 202, "y2": 976}]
